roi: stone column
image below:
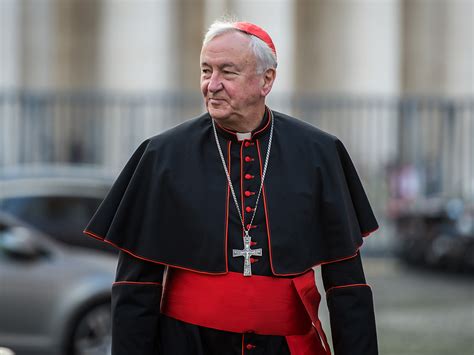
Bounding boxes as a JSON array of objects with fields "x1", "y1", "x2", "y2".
[
  {"x1": 295, "y1": 0, "x2": 401, "y2": 96},
  {"x1": 402, "y1": 0, "x2": 474, "y2": 198},
  {"x1": 293, "y1": 0, "x2": 401, "y2": 174},
  {"x1": 97, "y1": 0, "x2": 176, "y2": 170},
  {"x1": 403, "y1": 0, "x2": 474, "y2": 97}
]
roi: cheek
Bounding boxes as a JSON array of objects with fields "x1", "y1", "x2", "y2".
[{"x1": 200, "y1": 80, "x2": 208, "y2": 95}]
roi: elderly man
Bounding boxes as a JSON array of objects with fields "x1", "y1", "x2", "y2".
[{"x1": 85, "y1": 20, "x2": 378, "y2": 355}]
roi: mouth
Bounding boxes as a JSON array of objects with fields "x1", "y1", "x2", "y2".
[{"x1": 208, "y1": 97, "x2": 226, "y2": 103}]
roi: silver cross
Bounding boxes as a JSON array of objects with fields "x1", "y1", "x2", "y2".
[{"x1": 232, "y1": 233, "x2": 262, "y2": 277}]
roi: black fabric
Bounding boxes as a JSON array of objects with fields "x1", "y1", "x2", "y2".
[
  {"x1": 321, "y1": 252, "x2": 366, "y2": 291},
  {"x1": 159, "y1": 315, "x2": 290, "y2": 355},
  {"x1": 85, "y1": 110, "x2": 378, "y2": 275},
  {"x1": 326, "y1": 285, "x2": 378, "y2": 355},
  {"x1": 115, "y1": 251, "x2": 166, "y2": 282},
  {"x1": 89, "y1": 110, "x2": 379, "y2": 354},
  {"x1": 112, "y1": 252, "x2": 164, "y2": 355},
  {"x1": 113, "y1": 251, "x2": 291, "y2": 355},
  {"x1": 322, "y1": 253, "x2": 378, "y2": 354},
  {"x1": 112, "y1": 283, "x2": 162, "y2": 354}
]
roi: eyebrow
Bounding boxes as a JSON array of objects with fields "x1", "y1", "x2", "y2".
[{"x1": 201, "y1": 62, "x2": 241, "y2": 71}]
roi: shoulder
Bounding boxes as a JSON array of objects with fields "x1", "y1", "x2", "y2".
[
  {"x1": 142, "y1": 112, "x2": 210, "y2": 152},
  {"x1": 272, "y1": 110, "x2": 341, "y2": 149}
]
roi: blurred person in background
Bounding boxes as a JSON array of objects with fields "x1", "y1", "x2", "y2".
[{"x1": 85, "y1": 20, "x2": 378, "y2": 355}]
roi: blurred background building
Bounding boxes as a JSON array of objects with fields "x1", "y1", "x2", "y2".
[{"x1": 0, "y1": 0, "x2": 473, "y2": 354}]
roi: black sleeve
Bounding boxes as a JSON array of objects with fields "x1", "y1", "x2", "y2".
[
  {"x1": 111, "y1": 251, "x2": 166, "y2": 355},
  {"x1": 321, "y1": 252, "x2": 378, "y2": 355}
]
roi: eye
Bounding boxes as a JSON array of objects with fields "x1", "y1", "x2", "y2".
[
  {"x1": 223, "y1": 70, "x2": 237, "y2": 76},
  {"x1": 201, "y1": 68, "x2": 211, "y2": 75}
]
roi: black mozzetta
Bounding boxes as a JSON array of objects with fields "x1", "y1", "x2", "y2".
[{"x1": 84, "y1": 110, "x2": 378, "y2": 275}]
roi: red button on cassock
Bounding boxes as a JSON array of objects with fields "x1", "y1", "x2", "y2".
[
  {"x1": 244, "y1": 156, "x2": 254, "y2": 162},
  {"x1": 246, "y1": 343, "x2": 256, "y2": 350},
  {"x1": 244, "y1": 190, "x2": 254, "y2": 197},
  {"x1": 244, "y1": 141, "x2": 254, "y2": 147},
  {"x1": 245, "y1": 206, "x2": 253, "y2": 213},
  {"x1": 244, "y1": 174, "x2": 254, "y2": 180}
]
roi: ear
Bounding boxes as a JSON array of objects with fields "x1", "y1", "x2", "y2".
[{"x1": 260, "y1": 68, "x2": 276, "y2": 97}]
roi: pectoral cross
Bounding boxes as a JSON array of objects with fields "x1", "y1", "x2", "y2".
[{"x1": 232, "y1": 232, "x2": 262, "y2": 276}]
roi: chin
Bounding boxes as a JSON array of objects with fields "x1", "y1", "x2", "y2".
[{"x1": 207, "y1": 106, "x2": 231, "y2": 121}]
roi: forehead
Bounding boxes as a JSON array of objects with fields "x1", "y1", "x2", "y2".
[{"x1": 200, "y1": 31, "x2": 255, "y2": 66}]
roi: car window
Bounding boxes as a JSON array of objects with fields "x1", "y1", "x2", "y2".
[{"x1": 1, "y1": 196, "x2": 102, "y2": 241}]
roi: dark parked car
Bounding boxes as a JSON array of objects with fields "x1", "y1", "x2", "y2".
[
  {"x1": 0, "y1": 166, "x2": 114, "y2": 254},
  {"x1": 394, "y1": 198, "x2": 474, "y2": 273},
  {"x1": 0, "y1": 212, "x2": 114, "y2": 355}
]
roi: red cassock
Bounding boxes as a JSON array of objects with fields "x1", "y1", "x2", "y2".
[{"x1": 85, "y1": 109, "x2": 379, "y2": 354}]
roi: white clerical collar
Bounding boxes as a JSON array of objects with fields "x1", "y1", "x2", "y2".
[{"x1": 236, "y1": 132, "x2": 252, "y2": 141}]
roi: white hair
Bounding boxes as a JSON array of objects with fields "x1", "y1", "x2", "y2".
[{"x1": 203, "y1": 21, "x2": 278, "y2": 74}]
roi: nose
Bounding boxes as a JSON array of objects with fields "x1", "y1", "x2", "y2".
[{"x1": 208, "y1": 72, "x2": 223, "y2": 93}]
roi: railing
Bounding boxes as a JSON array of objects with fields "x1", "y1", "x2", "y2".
[{"x1": 1, "y1": 90, "x2": 473, "y2": 250}]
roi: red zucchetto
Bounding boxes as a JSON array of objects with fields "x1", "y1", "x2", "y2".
[{"x1": 233, "y1": 22, "x2": 276, "y2": 57}]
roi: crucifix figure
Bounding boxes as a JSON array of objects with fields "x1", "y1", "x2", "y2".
[{"x1": 232, "y1": 233, "x2": 262, "y2": 276}]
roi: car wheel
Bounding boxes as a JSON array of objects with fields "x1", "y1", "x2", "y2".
[{"x1": 69, "y1": 303, "x2": 112, "y2": 355}]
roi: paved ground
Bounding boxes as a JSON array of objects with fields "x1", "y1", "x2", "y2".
[{"x1": 316, "y1": 257, "x2": 474, "y2": 355}]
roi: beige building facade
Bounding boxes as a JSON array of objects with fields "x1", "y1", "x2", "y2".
[{"x1": 1, "y1": 0, "x2": 473, "y2": 200}]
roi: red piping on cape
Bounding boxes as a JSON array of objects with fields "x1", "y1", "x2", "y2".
[
  {"x1": 224, "y1": 141, "x2": 231, "y2": 272},
  {"x1": 84, "y1": 228, "x2": 371, "y2": 277},
  {"x1": 241, "y1": 334, "x2": 244, "y2": 355},
  {"x1": 251, "y1": 106, "x2": 271, "y2": 137},
  {"x1": 362, "y1": 227, "x2": 379, "y2": 237},
  {"x1": 326, "y1": 283, "x2": 371, "y2": 295},
  {"x1": 240, "y1": 140, "x2": 246, "y2": 238},
  {"x1": 256, "y1": 139, "x2": 278, "y2": 275},
  {"x1": 113, "y1": 281, "x2": 162, "y2": 286}
]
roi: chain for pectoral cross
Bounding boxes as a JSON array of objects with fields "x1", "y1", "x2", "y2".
[{"x1": 212, "y1": 110, "x2": 274, "y2": 276}]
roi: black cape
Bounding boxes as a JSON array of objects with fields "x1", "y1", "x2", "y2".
[{"x1": 84, "y1": 110, "x2": 378, "y2": 275}]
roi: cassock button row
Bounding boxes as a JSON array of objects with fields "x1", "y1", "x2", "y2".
[
  {"x1": 244, "y1": 174, "x2": 254, "y2": 180},
  {"x1": 246, "y1": 344, "x2": 256, "y2": 350}
]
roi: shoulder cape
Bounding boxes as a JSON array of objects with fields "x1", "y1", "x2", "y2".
[{"x1": 84, "y1": 111, "x2": 378, "y2": 275}]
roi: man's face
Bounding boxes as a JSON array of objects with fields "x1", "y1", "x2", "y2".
[{"x1": 200, "y1": 31, "x2": 265, "y2": 126}]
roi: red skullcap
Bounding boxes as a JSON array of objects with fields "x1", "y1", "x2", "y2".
[{"x1": 234, "y1": 22, "x2": 276, "y2": 57}]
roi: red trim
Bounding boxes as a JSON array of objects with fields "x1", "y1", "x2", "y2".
[
  {"x1": 240, "y1": 141, "x2": 246, "y2": 235},
  {"x1": 216, "y1": 121, "x2": 238, "y2": 137},
  {"x1": 326, "y1": 283, "x2": 371, "y2": 295},
  {"x1": 256, "y1": 139, "x2": 277, "y2": 275},
  {"x1": 224, "y1": 141, "x2": 232, "y2": 272},
  {"x1": 241, "y1": 334, "x2": 245, "y2": 355},
  {"x1": 85, "y1": 228, "x2": 367, "y2": 277},
  {"x1": 83, "y1": 229, "x2": 228, "y2": 276},
  {"x1": 214, "y1": 106, "x2": 272, "y2": 140},
  {"x1": 362, "y1": 226, "x2": 379, "y2": 237},
  {"x1": 113, "y1": 281, "x2": 162, "y2": 286},
  {"x1": 251, "y1": 106, "x2": 271, "y2": 138}
]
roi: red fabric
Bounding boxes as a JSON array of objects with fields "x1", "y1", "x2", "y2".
[
  {"x1": 161, "y1": 269, "x2": 331, "y2": 354},
  {"x1": 234, "y1": 22, "x2": 277, "y2": 57},
  {"x1": 286, "y1": 272, "x2": 332, "y2": 355}
]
